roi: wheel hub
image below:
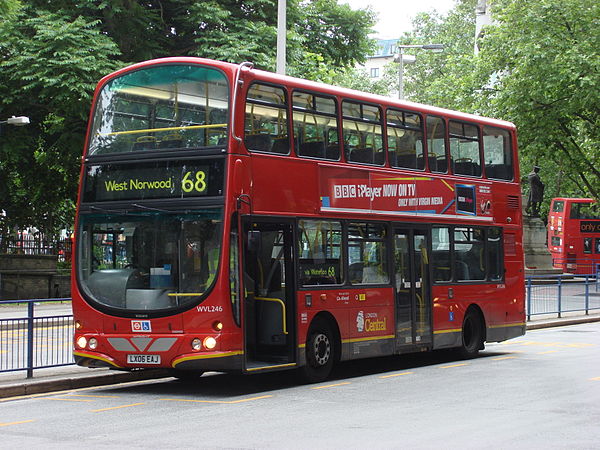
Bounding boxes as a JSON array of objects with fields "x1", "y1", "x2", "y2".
[{"x1": 313, "y1": 333, "x2": 330, "y2": 366}]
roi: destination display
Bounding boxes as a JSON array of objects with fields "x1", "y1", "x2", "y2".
[
  {"x1": 83, "y1": 159, "x2": 224, "y2": 202},
  {"x1": 319, "y1": 166, "x2": 493, "y2": 219}
]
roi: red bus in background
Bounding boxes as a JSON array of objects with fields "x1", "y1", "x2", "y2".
[
  {"x1": 548, "y1": 198, "x2": 600, "y2": 275},
  {"x1": 72, "y1": 57, "x2": 525, "y2": 382}
]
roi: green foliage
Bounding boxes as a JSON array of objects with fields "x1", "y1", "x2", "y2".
[
  {"x1": 475, "y1": 0, "x2": 600, "y2": 202},
  {"x1": 402, "y1": 0, "x2": 599, "y2": 210},
  {"x1": 401, "y1": 0, "x2": 479, "y2": 110},
  {"x1": 0, "y1": 9, "x2": 121, "y2": 238}
]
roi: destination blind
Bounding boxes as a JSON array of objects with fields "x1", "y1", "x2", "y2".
[{"x1": 82, "y1": 159, "x2": 224, "y2": 202}]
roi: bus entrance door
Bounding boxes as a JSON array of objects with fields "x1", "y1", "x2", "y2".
[
  {"x1": 242, "y1": 220, "x2": 296, "y2": 371},
  {"x1": 393, "y1": 229, "x2": 432, "y2": 349}
]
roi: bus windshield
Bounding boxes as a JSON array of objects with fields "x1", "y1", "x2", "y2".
[
  {"x1": 77, "y1": 209, "x2": 222, "y2": 312},
  {"x1": 88, "y1": 64, "x2": 229, "y2": 155}
]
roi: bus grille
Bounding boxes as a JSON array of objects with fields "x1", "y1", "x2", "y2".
[{"x1": 507, "y1": 195, "x2": 520, "y2": 209}]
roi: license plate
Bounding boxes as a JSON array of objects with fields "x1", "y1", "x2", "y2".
[{"x1": 127, "y1": 354, "x2": 161, "y2": 365}]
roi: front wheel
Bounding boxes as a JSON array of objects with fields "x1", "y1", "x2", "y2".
[
  {"x1": 457, "y1": 310, "x2": 484, "y2": 359},
  {"x1": 299, "y1": 318, "x2": 335, "y2": 383}
]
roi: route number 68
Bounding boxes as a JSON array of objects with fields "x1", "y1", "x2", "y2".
[{"x1": 181, "y1": 171, "x2": 207, "y2": 193}]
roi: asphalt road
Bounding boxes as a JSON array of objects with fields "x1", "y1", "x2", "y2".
[{"x1": 1, "y1": 322, "x2": 599, "y2": 449}]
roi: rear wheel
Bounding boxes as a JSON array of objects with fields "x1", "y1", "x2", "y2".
[
  {"x1": 300, "y1": 318, "x2": 335, "y2": 383},
  {"x1": 457, "y1": 310, "x2": 484, "y2": 359}
]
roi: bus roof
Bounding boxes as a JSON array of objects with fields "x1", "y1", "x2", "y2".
[
  {"x1": 100, "y1": 57, "x2": 516, "y2": 131},
  {"x1": 552, "y1": 198, "x2": 597, "y2": 204}
]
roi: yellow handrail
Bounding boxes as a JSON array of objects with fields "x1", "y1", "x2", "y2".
[
  {"x1": 98, "y1": 123, "x2": 227, "y2": 137},
  {"x1": 255, "y1": 296, "x2": 288, "y2": 335}
]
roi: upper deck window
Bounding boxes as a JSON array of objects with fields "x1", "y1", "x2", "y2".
[
  {"x1": 570, "y1": 202, "x2": 600, "y2": 219},
  {"x1": 426, "y1": 116, "x2": 447, "y2": 173},
  {"x1": 387, "y1": 109, "x2": 424, "y2": 170},
  {"x1": 551, "y1": 200, "x2": 565, "y2": 213},
  {"x1": 292, "y1": 91, "x2": 339, "y2": 160},
  {"x1": 342, "y1": 101, "x2": 384, "y2": 165},
  {"x1": 449, "y1": 121, "x2": 481, "y2": 177},
  {"x1": 88, "y1": 64, "x2": 229, "y2": 156},
  {"x1": 244, "y1": 83, "x2": 289, "y2": 154},
  {"x1": 482, "y1": 126, "x2": 513, "y2": 181}
]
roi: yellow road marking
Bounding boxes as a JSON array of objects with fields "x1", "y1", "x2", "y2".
[
  {"x1": 492, "y1": 356, "x2": 517, "y2": 361},
  {"x1": 379, "y1": 371, "x2": 413, "y2": 379},
  {"x1": 91, "y1": 403, "x2": 145, "y2": 412},
  {"x1": 0, "y1": 420, "x2": 35, "y2": 427},
  {"x1": 161, "y1": 395, "x2": 273, "y2": 404},
  {"x1": 590, "y1": 377, "x2": 600, "y2": 381},
  {"x1": 311, "y1": 382, "x2": 351, "y2": 390},
  {"x1": 45, "y1": 397, "x2": 94, "y2": 402},
  {"x1": 440, "y1": 363, "x2": 468, "y2": 369},
  {"x1": 538, "y1": 350, "x2": 558, "y2": 355}
]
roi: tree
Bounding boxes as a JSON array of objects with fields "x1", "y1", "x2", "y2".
[
  {"x1": 475, "y1": 0, "x2": 600, "y2": 202},
  {"x1": 0, "y1": 1, "x2": 375, "y2": 242},
  {"x1": 399, "y1": 0, "x2": 479, "y2": 110},
  {"x1": 0, "y1": 10, "x2": 121, "y2": 241}
]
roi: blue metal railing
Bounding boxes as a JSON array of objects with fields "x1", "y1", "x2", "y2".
[
  {"x1": 525, "y1": 273, "x2": 600, "y2": 320},
  {"x1": 0, "y1": 298, "x2": 73, "y2": 378},
  {"x1": 1, "y1": 275, "x2": 599, "y2": 377}
]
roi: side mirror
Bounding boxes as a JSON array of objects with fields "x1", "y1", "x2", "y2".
[{"x1": 247, "y1": 230, "x2": 261, "y2": 253}]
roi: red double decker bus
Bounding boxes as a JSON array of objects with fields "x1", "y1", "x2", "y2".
[
  {"x1": 548, "y1": 198, "x2": 600, "y2": 275},
  {"x1": 72, "y1": 58, "x2": 525, "y2": 382}
]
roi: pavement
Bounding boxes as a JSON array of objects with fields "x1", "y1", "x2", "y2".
[{"x1": 1, "y1": 302, "x2": 600, "y2": 399}]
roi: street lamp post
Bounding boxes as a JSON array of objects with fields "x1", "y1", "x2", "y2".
[
  {"x1": 276, "y1": 0, "x2": 286, "y2": 75},
  {"x1": 394, "y1": 44, "x2": 444, "y2": 100}
]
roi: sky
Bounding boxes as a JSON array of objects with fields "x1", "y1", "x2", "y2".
[{"x1": 342, "y1": 0, "x2": 457, "y2": 39}]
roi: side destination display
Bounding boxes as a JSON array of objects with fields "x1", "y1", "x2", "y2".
[{"x1": 82, "y1": 159, "x2": 224, "y2": 202}]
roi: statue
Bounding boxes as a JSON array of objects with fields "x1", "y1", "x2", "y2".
[{"x1": 526, "y1": 166, "x2": 544, "y2": 217}]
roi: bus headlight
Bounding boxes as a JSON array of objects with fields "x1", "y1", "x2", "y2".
[
  {"x1": 191, "y1": 338, "x2": 202, "y2": 351},
  {"x1": 76, "y1": 336, "x2": 87, "y2": 349},
  {"x1": 75, "y1": 320, "x2": 83, "y2": 330},
  {"x1": 203, "y1": 337, "x2": 217, "y2": 350},
  {"x1": 88, "y1": 338, "x2": 98, "y2": 350},
  {"x1": 212, "y1": 321, "x2": 223, "y2": 332}
]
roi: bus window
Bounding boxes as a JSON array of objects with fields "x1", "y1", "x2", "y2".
[
  {"x1": 292, "y1": 91, "x2": 339, "y2": 160},
  {"x1": 298, "y1": 220, "x2": 342, "y2": 286},
  {"x1": 426, "y1": 116, "x2": 447, "y2": 173},
  {"x1": 387, "y1": 109, "x2": 424, "y2": 170},
  {"x1": 342, "y1": 101, "x2": 384, "y2": 165},
  {"x1": 347, "y1": 223, "x2": 388, "y2": 284},
  {"x1": 245, "y1": 83, "x2": 290, "y2": 154},
  {"x1": 432, "y1": 227, "x2": 451, "y2": 282},
  {"x1": 88, "y1": 64, "x2": 229, "y2": 155},
  {"x1": 570, "y1": 202, "x2": 600, "y2": 219},
  {"x1": 488, "y1": 227, "x2": 503, "y2": 280},
  {"x1": 449, "y1": 121, "x2": 481, "y2": 177},
  {"x1": 552, "y1": 200, "x2": 565, "y2": 213},
  {"x1": 454, "y1": 227, "x2": 486, "y2": 281},
  {"x1": 483, "y1": 126, "x2": 513, "y2": 181},
  {"x1": 78, "y1": 210, "x2": 222, "y2": 311}
]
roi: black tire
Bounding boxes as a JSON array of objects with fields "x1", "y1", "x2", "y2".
[
  {"x1": 299, "y1": 318, "x2": 335, "y2": 383},
  {"x1": 457, "y1": 310, "x2": 484, "y2": 359},
  {"x1": 169, "y1": 369, "x2": 204, "y2": 382}
]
